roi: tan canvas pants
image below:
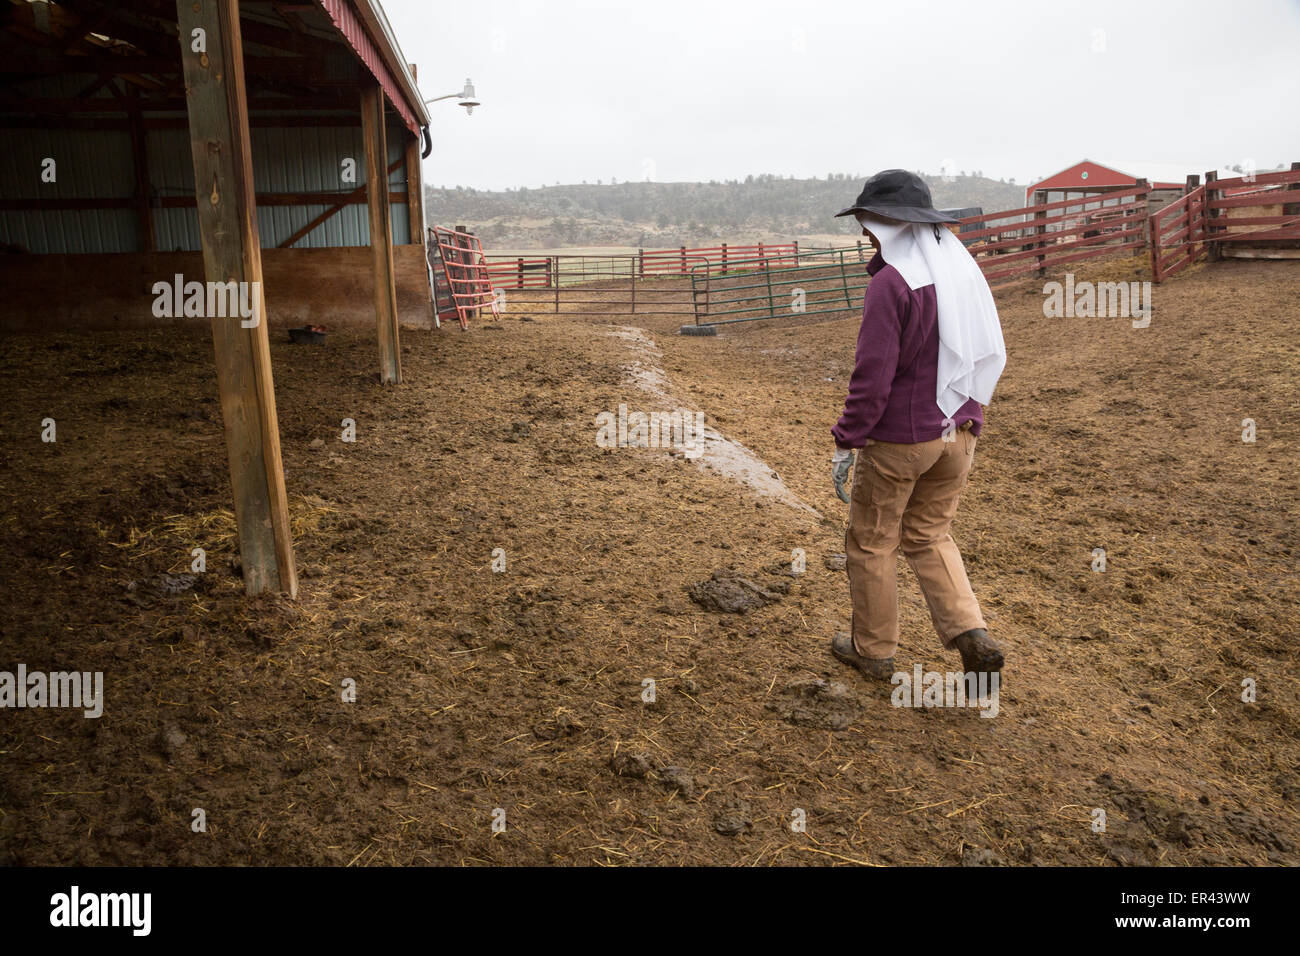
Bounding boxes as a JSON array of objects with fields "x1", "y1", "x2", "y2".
[{"x1": 845, "y1": 425, "x2": 986, "y2": 660}]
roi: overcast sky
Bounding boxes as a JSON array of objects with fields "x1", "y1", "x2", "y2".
[{"x1": 382, "y1": 0, "x2": 1300, "y2": 191}]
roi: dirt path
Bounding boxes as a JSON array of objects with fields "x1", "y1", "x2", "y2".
[{"x1": 1, "y1": 255, "x2": 1296, "y2": 866}]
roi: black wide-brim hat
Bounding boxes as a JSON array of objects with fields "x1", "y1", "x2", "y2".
[{"x1": 835, "y1": 168, "x2": 959, "y2": 224}]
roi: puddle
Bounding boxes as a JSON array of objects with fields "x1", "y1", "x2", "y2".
[{"x1": 606, "y1": 325, "x2": 822, "y2": 518}]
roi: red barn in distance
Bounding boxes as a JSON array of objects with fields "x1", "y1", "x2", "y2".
[{"x1": 1024, "y1": 159, "x2": 1242, "y2": 205}]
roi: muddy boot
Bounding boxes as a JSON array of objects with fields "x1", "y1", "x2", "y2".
[
  {"x1": 831, "y1": 632, "x2": 895, "y2": 681},
  {"x1": 952, "y1": 628, "x2": 1004, "y2": 675}
]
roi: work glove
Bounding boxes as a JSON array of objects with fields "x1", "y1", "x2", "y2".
[{"x1": 831, "y1": 447, "x2": 854, "y2": 503}]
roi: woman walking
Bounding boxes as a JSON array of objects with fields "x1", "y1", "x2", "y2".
[{"x1": 828, "y1": 169, "x2": 1007, "y2": 681}]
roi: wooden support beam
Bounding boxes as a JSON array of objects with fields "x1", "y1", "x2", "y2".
[
  {"x1": 275, "y1": 157, "x2": 401, "y2": 249},
  {"x1": 125, "y1": 85, "x2": 154, "y2": 252},
  {"x1": 361, "y1": 82, "x2": 401, "y2": 384},
  {"x1": 403, "y1": 132, "x2": 423, "y2": 245},
  {"x1": 175, "y1": 0, "x2": 296, "y2": 596}
]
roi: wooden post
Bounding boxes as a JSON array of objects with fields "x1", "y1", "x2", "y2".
[
  {"x1": 403, "y1": 132, "x2": 423, "y2": 246},
  {"x1": 720, "y1": 242, "x2": 727, "y2": 273},
  {"x1": 1148, "y1": 207, "x2": 1161, "y2": 283},
  {"x1": 361, "y1": 83, "x2": 402, "y2": 382},
  {"x1": 1131, "y1": 178, "x2": 1149, "y2": 251},
  {"x1": 1185, "y1": 174, "x2": 1200, "y2": 264},
  {"x1": 1204, "y1": 172, "x2": 1221, "y2": 261},
  {"x1": 1033, "y1": 189, "x2": 1048, "y2": 277},
  {"x1": 126, "y1": 87, "x2": 155, "y2": 252},
  {"x1": 175, "y1": 0, "x2": 296, "y2": 597},
  {"x1": 1283, "y1": 161, "x2": 1300, "y2": 220}
]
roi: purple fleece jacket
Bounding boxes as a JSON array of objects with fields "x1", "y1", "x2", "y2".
[{"x1": 832, "y1": 253, "x2": 984, "y2": 448}]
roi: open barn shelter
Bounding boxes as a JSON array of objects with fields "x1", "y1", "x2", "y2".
[{"x1": 0, "y1": 0, "x2": 435, "y2": 595}]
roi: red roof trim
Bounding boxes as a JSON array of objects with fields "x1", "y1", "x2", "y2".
[{"x1": 313, "y1": 0, "x2": 419, "y2": 134}]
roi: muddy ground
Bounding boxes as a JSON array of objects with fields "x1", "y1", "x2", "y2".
[{"x1": 1, "y1": 253, "x2": 1297, "y2": 866}]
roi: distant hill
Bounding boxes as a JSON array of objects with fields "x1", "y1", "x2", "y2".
[{"x1": 424, "y1": 173, "x2": 1026, "y2": 250}]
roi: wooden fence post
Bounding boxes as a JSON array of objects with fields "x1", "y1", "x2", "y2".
[
  {"x1": 175, "y1": 0, "x2": 296, "y2": 596},
  {"x1": 1132, "y1": 178, "x2": 1150, "y2": 252},
  {"x1": 1149, "y1": 206, "x2": 1161, "y2": 283},
  {"x1": 1283, "y1": 161, "x2": 1300, "y2": 223},
  {"x1": 1033, "y1": 189, "x2": 1048, "y2": 277},
  {"x1": 1204, "y1": 172, "x2": 1221, "y2": 261},
  {"x1": 721, "y1": 242, "x2": 727, "y2": 273}
]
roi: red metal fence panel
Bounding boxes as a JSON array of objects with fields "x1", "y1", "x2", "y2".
[{"x1": 429, "y1": 225, "x2": 500, "y2": 329}]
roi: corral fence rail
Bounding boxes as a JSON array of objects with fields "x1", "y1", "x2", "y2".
[
  {"x1": 1149, "y1": 181, "x2": 1207, "y2": 282},
  {"x1": 482, "y1": 252, "x2": 702, "y2": 316},
  {"x1": 957, "y1": 184, "x2": 1151, "y2": 286},
  {"x1": 483, "y1": 243, "x2": 802, "y2": 290},
  {"x1": 639, "y1": 242, "x2": 799, "y2": 276},
  {"x1": 1152, "y1": 164, "x2": 1300, "y2": 282},
  {"x1": 478, "y1": 163, "x2": 1298, "y2": 326}
]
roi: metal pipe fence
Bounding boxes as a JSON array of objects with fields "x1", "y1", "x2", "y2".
[
  {"x1": 483, "y1": 253, "x2": 701, "y2": 316},
  {"x1": 688, "y1": 246, "x2": 871, "y2": 325}
]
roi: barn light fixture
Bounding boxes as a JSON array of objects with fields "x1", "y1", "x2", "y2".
[{"x1": 425, "y1": 79, "x2": 480, "y2": 116}]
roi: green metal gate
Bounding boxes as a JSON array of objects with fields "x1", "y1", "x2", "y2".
[{"x1": 689, "y1": 246, "x2": 871, "y2": 326}]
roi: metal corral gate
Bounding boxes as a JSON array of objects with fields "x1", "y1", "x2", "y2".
[
  {"x1": 482, "y1": 244, "x2": 863, "y2": 320},
  {"x1": 688, "y1": 246, "x2": 872, "y2": 326},
  {"x1": 429, "y1": 226, "x2": 501, "y2": 329},
  {"x1": 482, "y1": 253, "x2": 699, "y2": 317}
]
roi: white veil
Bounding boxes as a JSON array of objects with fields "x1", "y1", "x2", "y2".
[{"x1": 857, "y1": 213, "x2": 1006, "y2": 418}]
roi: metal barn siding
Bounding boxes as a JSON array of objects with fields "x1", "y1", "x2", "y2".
[
  {"x1": 0, "y1": 74, "x2": 139, "y2": 253},
  {"x1": 145, "y1": 125, "x2": 410, "y2": 252},
  {"x1": 0, "y1": 128, "x2": 139, "y2": 254}
]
